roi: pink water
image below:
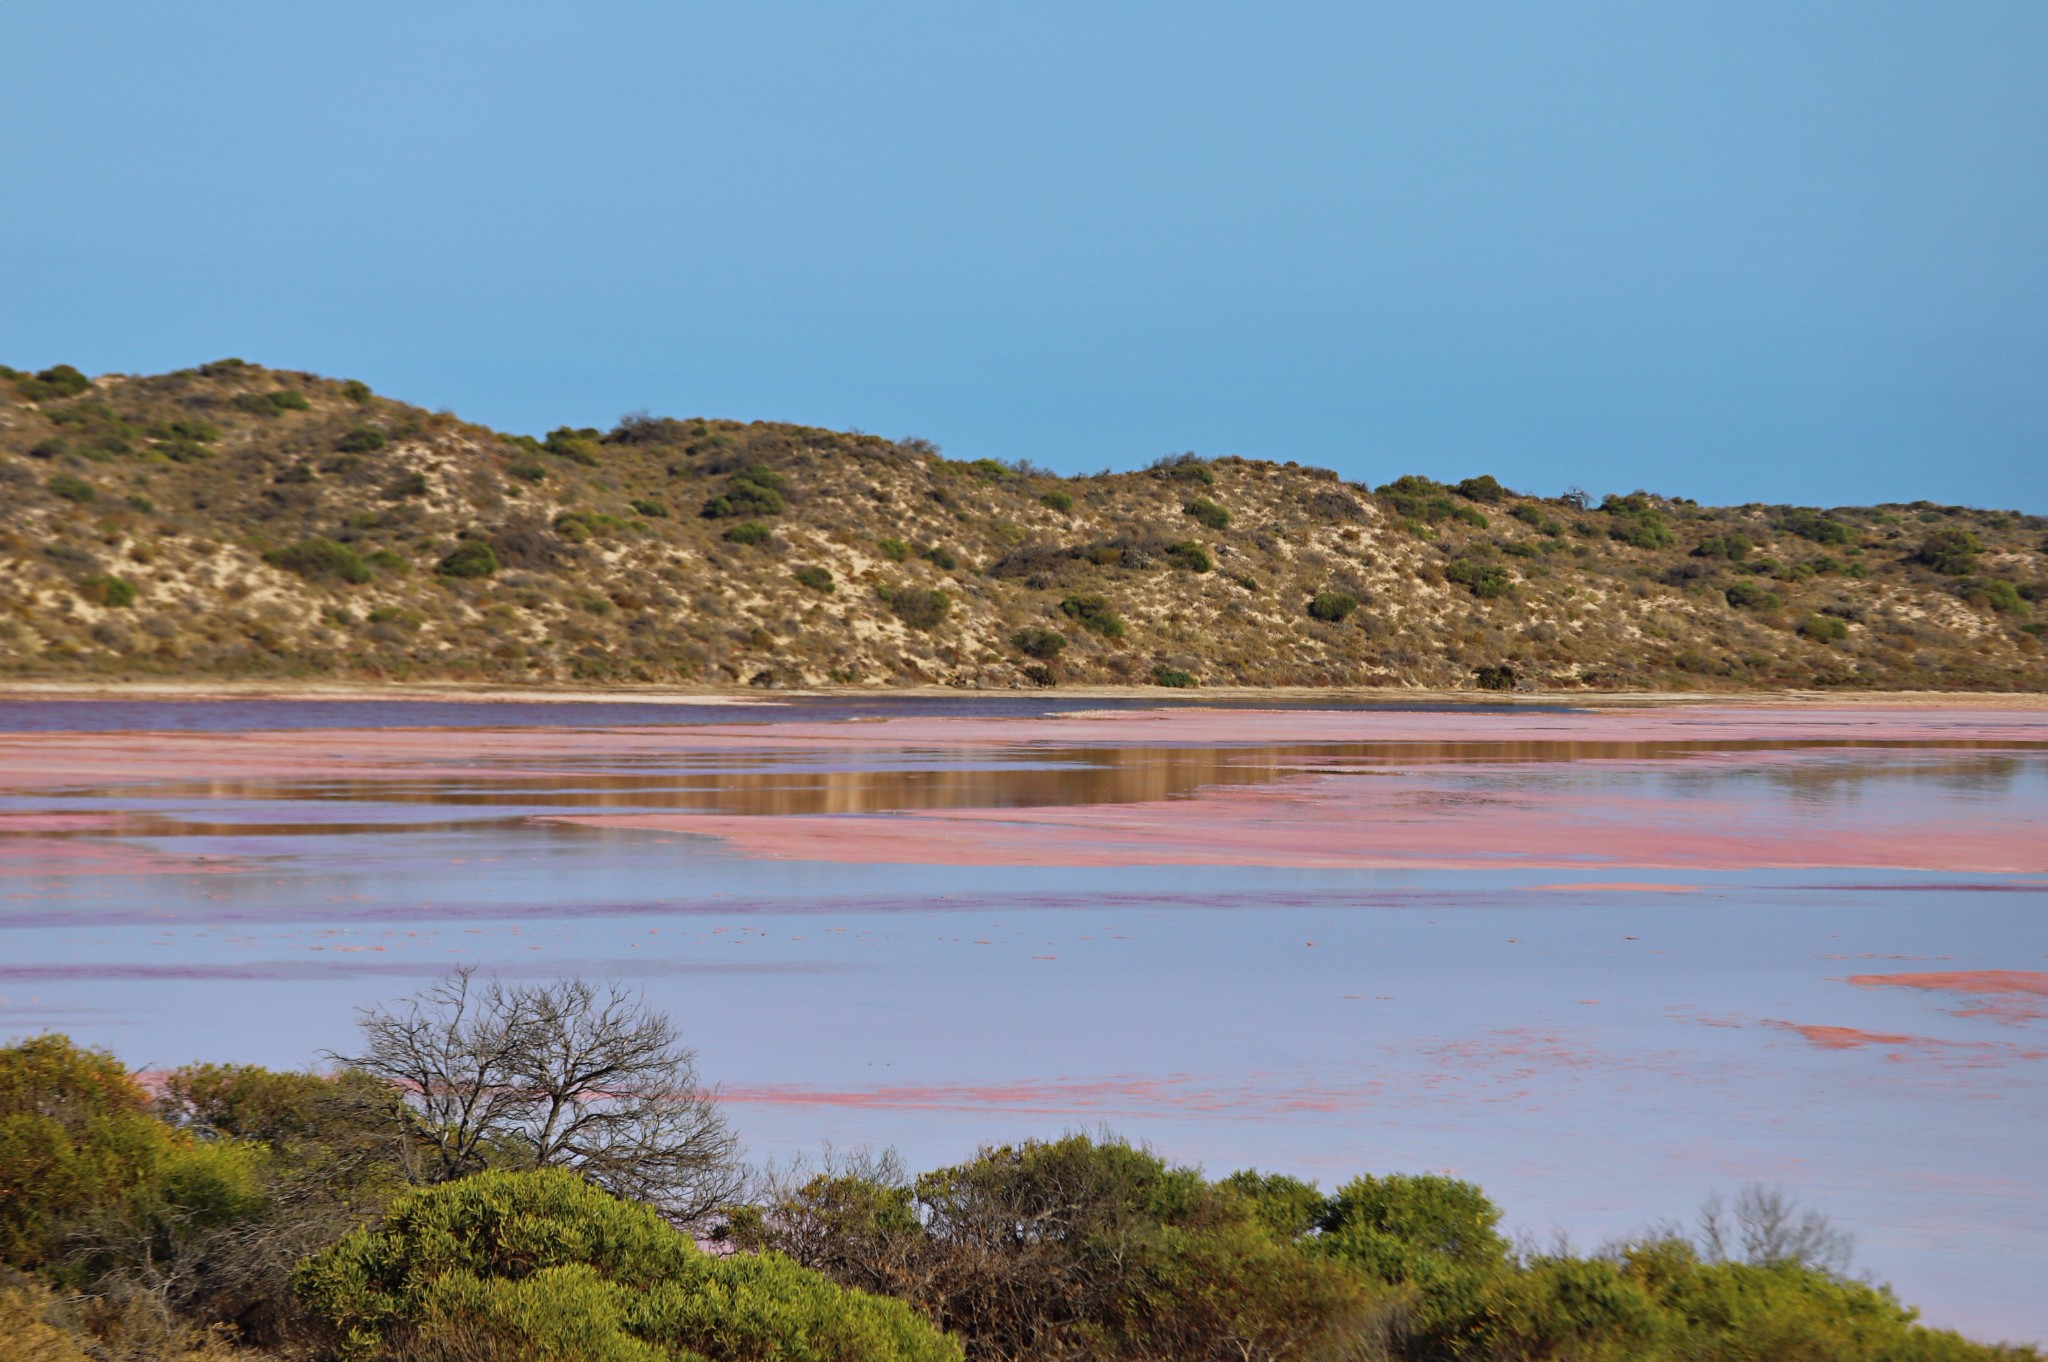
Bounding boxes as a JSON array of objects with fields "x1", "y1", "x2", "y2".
[{"x1": 0, "y1": 697, "x2": 2042, "y2": 1343}]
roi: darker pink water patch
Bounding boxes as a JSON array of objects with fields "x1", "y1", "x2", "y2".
[{"x1": 1843, "y1": 971, "x2": 2048, "y2": 1024}]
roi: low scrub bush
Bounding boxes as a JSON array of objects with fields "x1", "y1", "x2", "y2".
[
  {"x1": 1454, "y1": 474, "x2": 1508, "y2": 503},
  {"x1": 888, "y1": 586, "x2": 952, "y2": 630},
  {"x1": 436, "y1": 541, "x2": 499, "y2": 579},
  {"x1": 11, "y1": 363, "x2": 91, "y2": 401},
  {"x1": 702, "y1": 464, "x2": 787, "y2": 519},
  {"x1": 1183, "y1": 498, "x2": 1231, "y2": 530},
  {"x1": 78, "y1": 574, "x2": 137, "y2": 608},
  {"x1": 266, "y1": 537, "x2": 372, "y2": 584},
  {"x1": 1609, "y1": 511, "x2": 1674, "y2": 549},
  {"x1": 921, "y1": 544, "x2": 961, "y2": 572},
  {"x1": 340, "y1": 379, "x2": 372, "y2": 403},
  {"x1": 232, "y1": 389, "x2": 311, "y2": 416},
  {"x1": 1474, "y1": 663, "x2": 1518, "y2": 690},
  {"x1": 1011, "y1": 626, "x2": 1067, "y2": 660},
  {"x1": 46, "y1": 474, "x2": 94, "y2": 503},
  {"x1": 1963, "y1": 579, "x2": 2028, "y2": 614},
  {"x1": 1149, "y1": 452, "x2": 1215, "y2": 484},
  {"x1": 544, "y1": 427, "x2": 604, "y2": 466},
  {"x1": 1913, "y1": 528, "x2": 1981, "y2": 576},
  {"x1": 1725, "y1": 580, "x2": 1780, "y2": 610},
  {"x1": 336, "y1": 428, "x2": 386, "y2": 453},
  {"x1": 1445, "y1": 558, "x2": 1514, "y2": 598},
  {"x1": 507, "y1": 458, "x2": 548, "y2": 482},
  {"x1": 1040, "y1": 490, "x2": 1074, "y2": 513},
  {"x1": 1801, "y1": 615, "x2": 1850, "y2": 642},
  {"x1": 1152, "y1": 664, "x2": 1196, "y2": 687},
  {"x1": 878, "y1": 537, "x2": 910, "y2": 562},
  {"x1": 723, "y1": 521, "x2": 770, "y2": 546},
  {"x1": 1164, "y1": 540, "x2": 1212, "y2": 573},
  {"x1": 1307, "y1": 591, "x2": 1358, "y2": 622},
  {"x1": 1694, "y1": 532, "x2": 1752, "y2": 561},
  {"x1": 1060, "y1": 593, "x2": 1125, "y2": 638},
  {"x1": 793, "y1": 565, "x2": 835, "y2": 594},
  {"x1": 629, "y1": 498, "x2": 669, "y2": 518},
  {"x1": 1376, "y1": 475, "x2": 1455, "y2": 522},
  {"x1": 1777, "y1": 507, "x2": 1854, "y2": 544}
]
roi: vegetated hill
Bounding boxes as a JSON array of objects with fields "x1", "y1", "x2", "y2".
[{"x1": 2, "y1": 359, "x2": 2044, "y2": 692}]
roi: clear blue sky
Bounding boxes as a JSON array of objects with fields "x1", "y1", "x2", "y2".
[{"x1": 4, "y1": 3, "x2": 2043, "y2": 509}]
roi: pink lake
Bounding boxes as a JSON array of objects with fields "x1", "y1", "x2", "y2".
[{"x1": 0, "y1": 694, "x2": 2042, "y2": 1344}]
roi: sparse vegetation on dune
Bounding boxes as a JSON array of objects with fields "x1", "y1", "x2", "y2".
[{"x1": 1, "y1": 359, "x2": 2044, "y2": 691}]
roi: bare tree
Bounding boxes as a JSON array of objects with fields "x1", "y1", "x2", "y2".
[
  {"x1": 333, "y1": 968, "x2": 743, "y2": 1225},
  {"x1": 1696, "y1": 1184, "x2": 1854, "y2": 1275}
]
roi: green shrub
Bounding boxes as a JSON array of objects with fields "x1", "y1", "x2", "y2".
[
  {"x1": 1150, "y1": 452, "x2": 1215, "y2": 484},
  {"x1": 1233, "y1": 572, "x2": 1259, "y2": 591},
  {"x1": 1307, "y1": 591, "x2": 1358, "y2": 622},
  {"x1": 78, "y1": 575, "x2": 137, "y2": 608},
  {"x1": 1450, "y1": 504, "x2": 1489, "y2": 528},
  {"x1": 544, "y1": 427, "x2": 604, "y2": 466},
  {"x1": 341, "y1": 379, "x2": 373, "y2": 403},
  {"x1": 723, "y1": 521, "x2": 770, "y2": 546},
  {"x1": 436, "y1": 541, "x2": 499, "y2": 579},
  {"x1": 1801, "y1": 615, "x2": 1850, "y2": 642},
  {"x1": 794, "y1": 565, "x2": 835, "y2": 594},
  {"x1": 293, "y1": 1169, "x2": 960, "y2": 1362},
  {"x1": 1609, "y1": 512, "x2": 1674, "y2": 549},
  {"x1": 921, "y1": 544, "x2": 960, "y2": 571},
  {"x1": 878, "y1": 537, "x2": 910, "y2": 562},
  {"x1": 1040, "y1": 490, "x2": 1074, "y2": 513},
  {"x1": 964, "y1": 457, "x2": 1011, "y2": 481},
  {"x1": 1777, "y1": 507, "x2": 1854, "y2": 544},
  {"x1": 1913, "y1": 528, "x2": 1982, "y2": 576},
  {"x1": 1164, "y1": 540, "x2": 1212, "y2": 573},
  {"x1": 1966, "y1": 579, "x2": 2028, "y2": 614},
  {"x1": 1152, "y1": 665, "x2": 1196, "y2": 688},
  {"x1": 1376, "y1": 475, "x2": 1456, "y2": 522},
  {"x1": 1060, "y1": 594, "x2": 1125, "y2": 638},
  {"x1": 554, "y1": 511, "x2": 627, "y2": 543},
  {"x1": 28, "y1": 438, "x2": 65, "y2": 459},
  {"x1": 1694, "y1": 532, "x2": 1753, "y2": 561},
  {"x1": 1474, "y1": 663, "x2": 1517, "y2": 690},
  {"x1": 12, "y1": 364, "x2": 92, "y2": 402},
  {"x1": 235, "y1": 388, "x2": 311, "y2": 415},
  {"x1": 1445, "y1": 558, "x2": 1514, "y2": 598},
  {"x1": 365, "y1": 549, "x2": 411, "y2": 575},
  {"x1": 1454, "y1": 474, "x2": 1508, "y2": 503},
  {"x1": 628, "y1": 498, "x2": 669, "y2": 518},
  {"x1": 267, "y1": 537, "x2": 373, "y2": 584},
  {"x1": 1011, "y1": 626, "x2": 1067, "y2": 660},
  {"x1": 45, "y1": 474, "x2": 94, "y2": 503},
  {"x1": 158, "y1": 418, "x2": 221, "y2": 445},
  {"x1": 887, "y1": 586, "x2": 952, "y2": 630},
  {"x1": 1184, "y1": 498, "x2": 1231, "y2": 530},
  {"x1": 702, "y1": 464, "x2": 786, "y2": 518},
  {"x1": 336, "y1": 427, "x2": 387, "y2": 453},
  {"x1": 1725, "y1": 580, "x2": 1780, "y2": 610},
  {"x1": 380, "y1": 471, "x2": 428, "y2": 499},
  {"x1": 507, "y1": 459, "x2": 548, "y2": 482}
]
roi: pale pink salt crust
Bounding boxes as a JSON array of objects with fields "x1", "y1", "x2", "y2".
[
  {"x1": 1842, "y1": 971, "x2": 2048, "y2": 1024},
  {"x1": 544, "y1": 773, "x2": 2047, "y2": 872},
  {"x1": 0, "y1": 703, "x2": 2043, "y2": 793}
]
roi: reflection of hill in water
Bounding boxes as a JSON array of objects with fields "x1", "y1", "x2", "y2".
[{"x1": 92, "y1": 737, "x2": 2048, "y2": 830}]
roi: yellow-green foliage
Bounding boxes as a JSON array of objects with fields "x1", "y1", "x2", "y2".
[{"x1": 295, "y1": 1168, "x2": 959, "y2": 1362}]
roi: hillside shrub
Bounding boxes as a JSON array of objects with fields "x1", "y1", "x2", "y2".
[
  {"x1": 921, "y1": 544, "x2": 960, "y2": 571},
  {"x1": 1451, "y1": 505, "x2": 1489, "y2": 529},
  {"x1": 1725, "y1": 580, "x2": 1780, "y2": 610},
  {"x1": 266, "y1": 538, "x2": 372, "y2": 584},
  {"x1": 544, "y1": 427, "x2": 603, "y2": 466},
  {"x1": 1152, "y1": 665, "x2": 1196, "y2": 688},
  {"x1": 878, "y1": 537, "x2": 910, "y2": 562},
  {"x1": 1445, "y1": 558, "x2": 1514, "y2": 598},
  {"x1": 1011, "y1": 627, "x2": 1067, "y2": 660},
  {"x1": 1964, "y1": 579, "x2": 2028, "y2": 614},
  {"x1": 379, "y1": 471, "x2": 428, "y2": 500},
  {"x1": 293, "y1": 1169, "x2": 959, "y2": 1362},
  {"x1": 1694, "y1": 532, "x2": 1752, "y2": 561},
  {"x1": 341, "y1": 379, "x2": 372, "y2": 403},
  {"x1": 1060, "y1": 594, "x2": 1125, "y2": 638},
  {"x1": 336, "y1": 428, "x2": 387, "y2": 453},
  {"x1": 436, "y1": 541, "x2": 499, "y2": 579},
  {"x1": 78, "y1": 575, "x2": 137, "y2": 608},
  {"x1": 628, "y1": 498, "x2": 669, "y2": 518},
  {"x1": 793, "y1": 565, "x2": 835, "y2": 594},
  {"x1": 1376, "y1": 475, "x2": 1456, "y2": 522},
  {"x1": 1474, "y1": 663, "x2": 1517, "y2": 690},
  {"x1": 1308, "y1": 591, "x2": 1358, "y2": 622},
  {"x1": 507, "y1": 459, "x2": 547, "y2": 483},
  {"x1": 1149, "y1": 452, "x2": 1215, "y2": 484},
  {"x1": 702, "y1": 465, "x2": 787, "y2": 519},
  {"x1": 888, "y1": 587, "x2": 951, "y2": 631},
  {"x1": 723, "y1": 521, "x2": 770, "y2": 546},
  {"x1": 1454, "y1": 474, "x2": 1508, "y2": 503},
  {"x1": 1184, "y1": 498, "x2": 1231, "y2": 530},
  {"x1": 29, "y1": 438, "x2": 65, "y2": 459},
  {"x1": 1913, "y1": 528, "x2": 1981, "y2": 576},
  {"x1": 232, "y1": 389, "x2": 311, "y2": 416},
  {"x1": 1040, "y1": 490, "x2": 1074, "y2": 513},
  {"x1": 1164, "y1": 540, "x2": 1212, "y2": 573},
  {"x1": 1609, "y1": 512, "x2": 1674, "y2": 549},
  {"x1": 46, "y1": 475, "x2": 94, "y2": 503},
  {"x1": 1777, "y1": 507, "x2": 1854, "y2": 544},
  {"x1": 12, "y1": 364, "x2": 92, "y2": 401},
  {"x1": 1801, "y1": 615, "x2": 1850, "y2": 642}
]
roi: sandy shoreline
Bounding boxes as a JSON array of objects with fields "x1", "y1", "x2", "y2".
[{"x1": 3, "y1": 677, "x2": 2047, "y2": 710}]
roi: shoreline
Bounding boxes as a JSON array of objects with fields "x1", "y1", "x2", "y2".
[{"x1": 1, "y1": 677, "x2": 2046, "y2": 711}]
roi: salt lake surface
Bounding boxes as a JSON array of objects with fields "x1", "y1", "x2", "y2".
[{"x1": 0, "y1": 695, "x2": 2042, "y2": 1341}]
